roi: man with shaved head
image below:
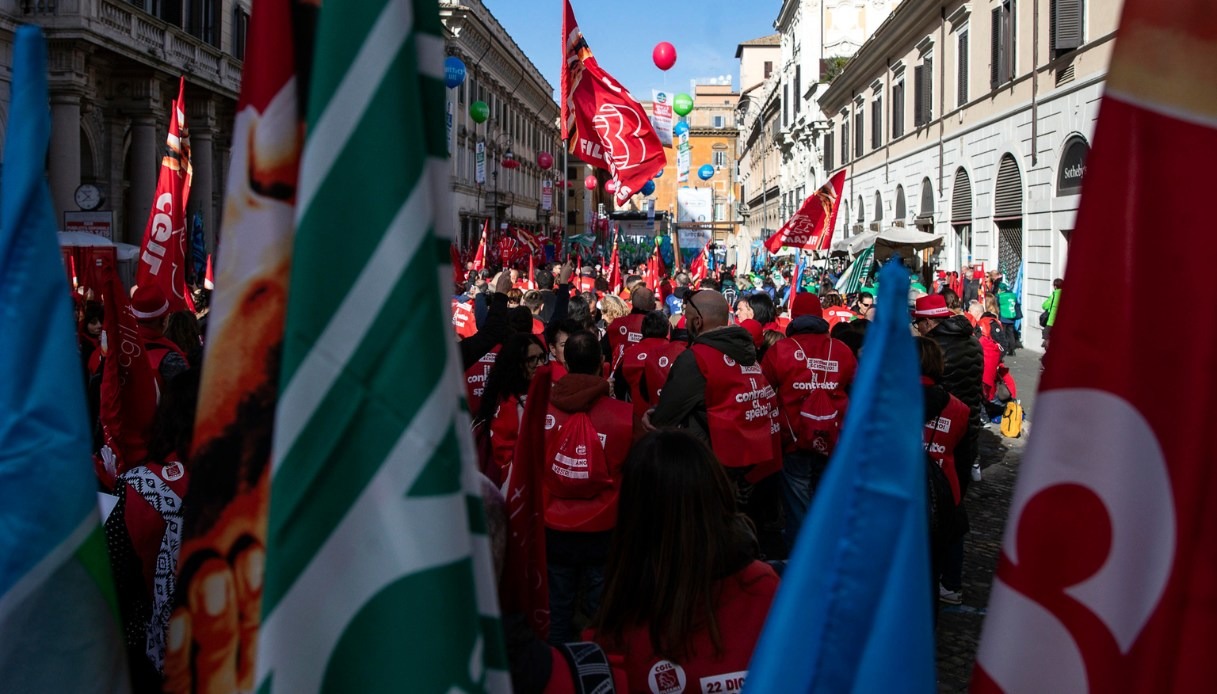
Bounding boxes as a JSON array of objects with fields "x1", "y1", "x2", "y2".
[
  {"x1": 606, "y1": 285, "x2": 654, "y2": 371},
  {"x1": 645, "y1": 289, "x2": 784, "y2": 555}
]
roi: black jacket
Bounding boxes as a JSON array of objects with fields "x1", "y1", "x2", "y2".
[
  {"x1": 928, "y1": 315, "x2": 984, "y2": 491},
  {"x1": 786, "y1": 314, "x2": 830, "y2": 337},
  {"x1": 650, "y1": 326, "x2": 757, "y2": 445}
]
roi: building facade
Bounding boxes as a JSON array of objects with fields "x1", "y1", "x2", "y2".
[
  {"x1": 440, "y1": 0, "x2": 561, "y2": 251},
  {"x1": 736, "y1": 35, "x2": 782, "y2": 269},
  {"x1": 773, "y1": 0, "x2": 898, "y2": 223},
  {"x1": 7, "y1": 0, "x2": 248, "y2": 250},
  {"x1": 819, "y1": 0, "x2": 1117, "y2": 348}
]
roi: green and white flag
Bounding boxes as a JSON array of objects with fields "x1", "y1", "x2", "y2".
[{"x1": 257, "y1": 0, "x2": 509, "y2": 691}]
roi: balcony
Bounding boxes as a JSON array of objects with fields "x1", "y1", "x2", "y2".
[{"x1": 22, "y1": 0, "x2": 242, "y2": 97}]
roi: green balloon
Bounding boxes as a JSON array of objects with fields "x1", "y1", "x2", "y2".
[
  {"x1": 673, "y1": 92, "x2": 694, "y2": 117},
  {"x1": 470, "y1": 100, "x2": 489, "y2": 123}
]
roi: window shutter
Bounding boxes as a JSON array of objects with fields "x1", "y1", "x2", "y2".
[
  {"x1": 914, "y1": 65, "x2": 924, "y2": 126},
  {"x1": 874, "y1": 191, "x2": 883, "y2": 221},
  {"x1": 895, "y1": 186, "x2": 906, "y2": 219},
  {"x1": 872, "y1": 97, "x2": 882, "y2": 149},
  {"x1": 991, "y1": 7, "x2": 1002, "y2": 88},
  {"x1": 855, "y1": 110, "x2": 864, "y2": 157},
  {"x1": 783, "y1": 85, "x2": 789, "y2": 126},
  {"x1": 892, "y1": 82, "x2": 904, "y2": 138},
  {"x1": 794, "y1": 66, "x2": 802, "y2": 113},
  {"x1": 1008, "y1": 1, "x2": 1017, "y2": 80},
  {"x1": 958, "y1": 31, "x2": 969, "y2": 106},
  {"x1": 825, "y1": 133, "x2": 834, "y2": 171},
  {"x1": 994, "y1": 155, "x2": 1023, "y2": 220},
  {"x1": 1055, "y1": 0, "x2": 1083, "y2": 51},
  {"x1": 842, "y1": 121, "x2": 850, "y2": 163},
  {"x1": 952, "y1": 168, "x2": 973, "y2": 222},
  {"x1": 924, "y1": 57, "x2": 933, "y2": 122}
]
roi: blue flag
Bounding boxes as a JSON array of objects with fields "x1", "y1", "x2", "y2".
[
  {"x1": 745, "y1": 260, "x2": 934, "y2": 694},
  {"x1": 0, "y1": 26, "x2": 129, "y2": 691}
]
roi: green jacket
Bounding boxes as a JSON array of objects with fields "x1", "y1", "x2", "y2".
[{"x1": 1042, "y1": 289, "x2": 1062, "y2": 326}]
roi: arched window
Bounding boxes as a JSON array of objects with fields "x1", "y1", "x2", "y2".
[
  {"x1": 994, "y1": 153, "x2": 1024, "y2": 278},
  {"x1": 874, "y1": 190, "x2": 884, "y2": 222},
  {"x1": 895, "y1": 184, "x2": 906, "y2": 219}
]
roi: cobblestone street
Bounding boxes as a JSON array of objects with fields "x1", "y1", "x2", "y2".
[{"x1": 936, "y1": 350, "x2": 1041, "y2": 692}]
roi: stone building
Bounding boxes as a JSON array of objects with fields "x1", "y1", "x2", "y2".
[
  {"x1": 819, "y1": 0, "x2": 1119, "y2": 348},
  {"x1": 11, "y1": 0, "x2": 248, "y2": 250},
  {"x1": 736, "y1": 34, "x2": 782, "y2": 269},
  {"x1": 440, "y1": 0, "x2": 561, "y2": 252}
]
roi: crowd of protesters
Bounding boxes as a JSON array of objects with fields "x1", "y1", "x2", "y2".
[{"x1": 64, "y1": 246, "x2": 1050, "y2": 692}]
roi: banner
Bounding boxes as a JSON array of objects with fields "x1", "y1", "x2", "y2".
[
  {"x1": 676, "y1": 187, "x2": 713, "y2": 224},
  {"x1": 651, "y1": 89, "x2": 674, "y2": 147},
  {"x1": 445, "y1": 98, "x2": 454, "y2": 156},
  {"x1": 764, "y1": 170, "x2": 846, "y2": 253},
  {"x1": 677, "y1": 128, "x2": 691, "y2": 183},
  {"x1": 561, "y1": 0, "x2": 666, "y2": 203},
  {"x1": 475, "y1": 140, "x2": 486, "y2": 185},
  {"x1": 541, "y1": 178, "x2": 553, "y2": 211},
  {"x1": 135, "y1": 76, "x2": 193, "y2": 312}
]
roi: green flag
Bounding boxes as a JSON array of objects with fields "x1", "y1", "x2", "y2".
[{"x1": 257, "y1": 0, "x2": 508, "y2": 691}]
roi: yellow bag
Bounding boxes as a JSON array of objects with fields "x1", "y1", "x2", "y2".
[{"x1": 1001, "y1": 400, "x2": 1023, "y2": 438}]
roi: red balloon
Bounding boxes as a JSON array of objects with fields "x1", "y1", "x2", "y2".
[
  {"x1": 604, "y1": 179, "x2": 618, "y2": 193},
  {"x1": 653, "y1": 42, "x2": 677, "y2": 71},
  {"x1": 537, "y1": 152, "x2": 554, "y2": 170},
  {"x1": 584, "y1": 174, "x2": 598, "y2": 190}
]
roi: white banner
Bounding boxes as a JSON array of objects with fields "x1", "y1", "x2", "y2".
[
  {"x1": 475, "y1": 140, "x2": 486, "y2": 185},
  {"x1": 677, "y1": 130, "x2": 690, "y2": 183},
  {"x1": 651, "y1": 90, "x2": 674, "y2": 147},
  {"x1": 646, "y1": 199, "x2": 656, "y2": 231},
  {"x1": 676, "y1": 187, "x2": 713, "y2": 224},
  {"x1": 542, "y1": 179, "x2": 553, "y2": 211},
  {"x1": 445, "y1": 100, "x2": 454, "y2": 156},
  {"x1": 680, "y1": 227, "x2": 712, "y2": 249}
]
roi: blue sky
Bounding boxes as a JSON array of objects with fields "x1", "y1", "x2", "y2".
[{"x1": 483, "y1": 0, "x2": 782, "y2": 102}]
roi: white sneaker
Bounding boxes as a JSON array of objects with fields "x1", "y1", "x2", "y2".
[
  {"x1": 971, "y1": 463, "x2": 983, "y2": 482},
  {"x1": 939, "y1": 584, "x2": 963, "y2": 605}
]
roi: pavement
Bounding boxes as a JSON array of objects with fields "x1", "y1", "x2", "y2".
[{"x1": 935, "y1": 349, "x2": 1041, "y2": 692}]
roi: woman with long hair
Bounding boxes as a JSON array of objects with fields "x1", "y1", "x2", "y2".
[
  {"x1": 477, "y1": 332, "x2": 546, "y2": 482},
  {"x1": 746, "y1": 292, "x2": 777, "y2": 327},
  {"x1": 164, "y1": 310, "x2": 203, "y2": 369},
  {"x1": 591, "y1": 430, "x2": 778, "y2": 690}
]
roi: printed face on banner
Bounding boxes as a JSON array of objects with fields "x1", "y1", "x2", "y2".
[
  {"x1": 651, "y1": 90, "x2": 674, "y2": 147},
  {"x1": 475, "y1": 141, "x2": 486, "y2": 185}
]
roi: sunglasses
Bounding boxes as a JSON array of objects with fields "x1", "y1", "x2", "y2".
[{"x1": 526, "y1": 353, "x2": 548, "y2": 366}]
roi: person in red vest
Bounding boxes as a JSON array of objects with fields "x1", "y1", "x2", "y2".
[
  {"x1": 607, "y1": 286, "x2": 654, "y2": 372},
  {"x1": 477, "y1": 333, "x2": 547, "y2": 483},
  {"x1": 575, "y1": 266, "x2": 598, "y2": 295},
  {"x1": 916, "y1": 336, "x2": 970, "y2": 605},
  {"x1": 760, "y1": 292, "x2": 857, "y2": 550},
  {"x1": 641, "y1": 317, "x2": 689, "y2": 408},
  {"x1": 615, "y1": 311, "x2": 671, "y2": 429},
  {"x1": 589, "y1": 430, "x2": 779, "y2": 693},
  {"x1": 131, "y1": 284, "x2": 189, "y2": 386},
  {"x1": 645, "y1": 290, "x2": 783, "y2": 556},
  {"x1": 820, "y1": 292, "x2": 857, "y2": 331},
  {"x1": 543, "y1": 330, "x2": 633, "y2": 645}
]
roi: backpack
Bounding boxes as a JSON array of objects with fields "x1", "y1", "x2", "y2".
[
  {"x1": 794, "y1": 340, "x2": 849, "y2": 455},
  {"x1": 546, "y1": 412, "x2": 613, "y2": 499},
  {"x1": 1001, "y1": 400, "x2": 1024, "y2": 438}
]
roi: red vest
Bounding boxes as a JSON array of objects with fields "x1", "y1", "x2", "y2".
[
  {"x1": 607, "y1": 313, "x2": 646, "y2": 370},
  {"x1": 824, "y1": 306, "x2": 857, "y2": 331},
  {"x1": 451, "y1": 299, "x2": 477, "y2": 339},
  {"x1": 489, "y1": 394, "x2": 523, "y2": 481},
  {"x1": 924, "y1": 394, "x2": 969, "y2": 505},
  {"x1": 575, "y1": 276, "x2": 598, "y2": 294},
  {"x1": 620, "y1": 337, "x2": 670, "y2": 422},
  {"x1": 690, "y1": 344, "x2": 780, "y2": 470},
  {"x1": 592, "y1": 561, "x2": 778, "y2": 694},
  {"x1": 463, "y1": 346, "x2": 499, "y2": 414},
  {"x1": 139, "y1": 326, "x2": 187, "y2": 387},
  {"x1": 760, "y1": 333, "x2": 858, "y2": 452},
  {"x1": 543, "y1": 394, "x2": 633, "y2": 532},
  {"x1": 531, "y1": 317, "x2": 545, "y2": 338},
  {"x1": 644, "y1": 341, "x2": 688, "y2": 403}
]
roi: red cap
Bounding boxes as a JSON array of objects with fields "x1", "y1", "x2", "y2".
[
  {"x1": 131, "y1": 284, "x2": 169, "y2": 320},
  {"x1": 791, "y1": 292, "x2": 823, "y2": 318},
  {"x1": 911, "y1": 294, "x2": 953, "y2": 319}
]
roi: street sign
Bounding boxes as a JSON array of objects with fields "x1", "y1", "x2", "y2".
[{"x1": 64, "y1": 210, "x2": 113, "y2": 240}]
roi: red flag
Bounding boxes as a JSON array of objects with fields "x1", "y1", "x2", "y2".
[
  {"x1": 135, "y1": 76, "x2": 194, "y2": 312},
  {"x1": 606, "y1": 234, "x2": 621, "y2": 293},
  {"x1": 472, "y1": 220, "x2": 487, "y2": 271},
  {"x1": 527, "y1": 252, "x2": 536, "y2": 290},
  {"x1": 688, "y1": 241, "x2": 709, "y2": 287},
  {"x1": 450, "y1": 243, "x2": 464, "y2": 289},
  {"x1": 502, "y1": 366, "x2": 553, "y2": 639},
  {"x1": 203, "y1": 253, "x2": 214, "y2": 290},
  {"x1": 764, "y1": 170, "x2": 846, "y2": 253},
  {"x1": 974, "y1": 2, "x2": 1217, "y2": 692},
  {"x1": 561, "y1": 0, "x2": 666, "y2": 204},
  {"x1": 94, "y1": 252, "x2": 159, "y2": 491}
]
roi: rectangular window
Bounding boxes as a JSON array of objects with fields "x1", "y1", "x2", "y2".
[
  {"x1": 824, "y1": 132, "x2": 835, "y2": 171},
  {"x1": 1051, "y1": 0, "x2": 1083, "y2": 57},
  {"x1": 713, "y1": 115, "x2": 725, "y2": 128},
  {"x1": 914, "y1": 59, "x2": 933, "y2": 126},
  {"x1": 783, "y1": 85, "x2": 789, "y2": 127},
  {"x1": 232, "y1": 5, "x2": 249, "y2": 60},
  {"x1": 991, "y1": 0, "x2": 1017, "y2": 87},
  {"x1": 958, "y1": 30, "x2": 969, "y2": 106},
  {"x1": 854, "y1": 109, "x2": 864, "y2": 158},
  {"x1": 892, "y1": 81, "x2": 904, "y2": 138},
  {"x1": 841, "y1": 121, "x2": 850, "y2": 164},
  {"x1": 713, "y1": 150, "x2": 727, "y2": 167},
  {"x1": 764, "y1": 61, "x2": 774, "y2": 78},
  {"x1": 871, "y1": 96, "x2": 882, "y2": 149},
  {"x1": 794, "y1": 65, "x2": 802, "y2": 114}
]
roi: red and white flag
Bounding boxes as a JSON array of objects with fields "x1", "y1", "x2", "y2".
[
  {"x1": 94, "y1": 252, "x2": 159, "y2": 491},
  {"x1": 135, "y1": 76, "x2": 193, "y2": 312},
  {"x1": 561, "y1": 0, "x2": 666, "y2": 204},
  {"x1": 471, "y1": 220, "x2": 487, "y2": 271},
  {"x1": 764, "y1": 170, "x2": 845, "y2": 253},
  {"x1": 202, "y1": 253, "x2": 214, "y2": 290},
  {"x1": 688, "y1": 241, "x2": 709, "y2": 287},
  {"x1": 974, "y1": 1, "x2": 1217, "y2": 691},
  {"x1": 606, "y1": 234, "x2": 621, "y2": 294}
]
